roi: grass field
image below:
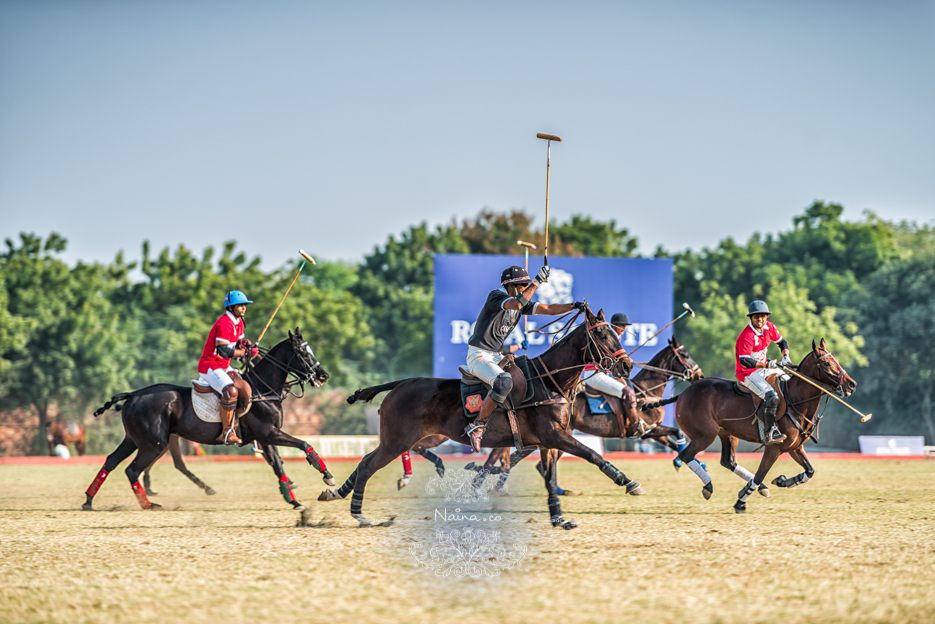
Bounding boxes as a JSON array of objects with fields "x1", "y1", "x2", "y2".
[{"x1": 1, "y1": 454, "x2": 934, "y2": 624}]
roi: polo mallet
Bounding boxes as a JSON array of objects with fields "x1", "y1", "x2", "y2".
[
  {"x1": 517, "y1": 240, "x2": 537, "y2": 337},
  {"x1": 780, "y1": 364, "x2": 871, "y2": 422},
  {"x1": 629, "y1": 302, "x2": 695, "y2": 355},
  {"x1": 256, "y1": 249, "x2": 316, "y2": 345},
  {"x1": 536, "y1": 133, "x2": 562, "y2": 266}
]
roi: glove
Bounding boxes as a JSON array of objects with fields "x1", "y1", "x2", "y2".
[
  {"x1": 520, "y1": 339, "x2": 528, "y2": 350},
  {"x1": 247, "y1": 345, "x2": 259, "y2": 358},
  {"x1": 533, "y1": 265, "x2": 550, "y2": 285},
  {"x1": 767, "y1": 359, "x2": 779, "y2": 369},
  {"x1": 572, "y1": 301, "x2": 587, "y2": 312},
  {"x1": 781, "y1": 354, "x2": 792, "y2": 366}
]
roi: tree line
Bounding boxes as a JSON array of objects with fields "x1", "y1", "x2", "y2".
[{"x1": 1, "y1": 202, "x2": 932, "y2": 452}]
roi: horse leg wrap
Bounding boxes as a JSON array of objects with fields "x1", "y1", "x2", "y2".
[
  {"x1": 86, "y1": 468, "x2": 110, "y2": 497},
  {"x1": 279, "y1": 475, "x2": 297, "y2": 504},
  {"x1": 350, "y1": 489, "x2": 364, "y2": 516},
  {"x1": 496, "y1": 471, "x2": 509, "y2": 491},
  {"x1": 788, "y1": 473, "x2": 811, "y2": 488},
  {"x1": 131, "y1": 481, "x2": 152, "y2": 509},
  {"x1": 401, "y1": 452, "x2": 412, "y2": 477},
  {"x1": 738, "y1": 479, "x2": 758, "y2": 503},
  {"x1": 599, "y1": 460, "x2": 624, "y2": 483},
  {"x1": 549, "y1": 497, "x2": 563, "y2": 527},
  {"x1": 305, "y1": 447, "x2": 327, "y2": 472},
  {"x1": 675, "y1": 436, "x2": 688, "y2": 452},
  {"x1": 687, "y1": 459, "x2": 712, "y2": 486},
  {"x1": 336, "y1": 472, "x2": 357, "y2": 499},
  {"x1": 733, "y1": 465, "x2": 755, "y2": 482}
]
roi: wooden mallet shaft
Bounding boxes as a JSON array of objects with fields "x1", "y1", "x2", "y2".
[
  {"x1": 537, "y1": 133, "x2": 562, "y2": 266},
  {"x1": 256, "y1": 250, "x2": 314, "y2": 344},
  {"x1": 781, "y1": 365, "x2": 871, "y2": 422}
]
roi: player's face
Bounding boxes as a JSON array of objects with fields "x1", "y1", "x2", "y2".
[
  {"x1": 750, "y1": 313, "x2": 768, "y2": 330},
  {"x1": 612, "y1": 324, "x2": 627, "y2": 337},
  {"x1": 230, "y1": 304, "x2": 247, "y2": 318}
]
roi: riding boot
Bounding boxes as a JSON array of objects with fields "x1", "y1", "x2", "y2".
[
  {"x1": 465, "y1": 394, "x2": 499, "y2": 452},
  {"x1": 763, "y1": 413, "x2": 786, "y2": 445},
  {"x1": 217, "y1": 401, "x2": 242, "y2": 445}
]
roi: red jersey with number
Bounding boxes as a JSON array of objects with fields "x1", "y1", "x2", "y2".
[
  {"x1": 735, "y1": 322, "x2": 783, "y2": 382},
  {"x1": 198, "y1": 312, "x2": 246, "y2": 374}
]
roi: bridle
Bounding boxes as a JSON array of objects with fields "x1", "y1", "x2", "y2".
[
  {"x1": 245, "y1": 339, "x2": 325, "y2": 402},
  {"x1": 811, "y1": 349, "x2": 849, "y2": 397}
]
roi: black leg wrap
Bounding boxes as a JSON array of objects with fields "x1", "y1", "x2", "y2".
[
  {"x1": 336, "y1": 471, "x2": 357, "y2": 498},
  {"x1": 549, "y1": 497, "x2": 562, "y2": 527},
  {"x1": 350, "y1": 489, "x2": 364, "y2": 516},
  {"x1": 599, "y1": 460, "x2": 627, "y2": 485}
]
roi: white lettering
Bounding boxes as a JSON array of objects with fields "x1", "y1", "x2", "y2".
[
  {"x1": 526, "y1": 321, "x2": 547, "y2": 345},
  {"x1": 638, "y1": 323, "x2": 659, "y2": 347},
  {"x1": 622, "y1": 327, "x2": 638, "y2": 347},
  {"x1": 450, "y1": 320, "x2": 471, "y2": 344},
  {"x1": 504, "y1": 325, "x2": 525, "y2": 346}
]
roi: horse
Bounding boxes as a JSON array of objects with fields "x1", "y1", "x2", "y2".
[
  {"x1": 46, "y1": 421, "x2": 86, "y2": 456},
  {"x1": 397, "y1": 434, "x2": 447, "y2": 490},
  {"x1": 82, "y1": 329, "x2": 334, "y2": 511},
  {"x1": 674, "y1": 338, "x2": 857, "y2": 513},
  {"x1": 320, "y1": 306, "x2": 644, "y2": 529},
  {"x1": 468, "y1": 336, "x2": 705, "y2": 492}
]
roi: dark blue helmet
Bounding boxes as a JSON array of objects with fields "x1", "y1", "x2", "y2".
[
  {"x1": 223, "y1": 290, "x2": 253, "y2": 309},
  {"x1": 611, "y1": 313, "x2": 630, "y2": 326},
  {"x1": 747, "y1": 300, "x2": 771, "y2": 317}
]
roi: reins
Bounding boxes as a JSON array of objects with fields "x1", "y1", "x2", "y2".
[{"x1": 243, "y1": 342, "x2": 317, "y2": 403}]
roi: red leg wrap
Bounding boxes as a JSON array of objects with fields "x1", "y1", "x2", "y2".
[
  {"x1": 279, "y1": 475, "x2": 297, "y2": 502},
  {"x1": 306, "y1": 448, "x2": 327, "y2": 472},
  {"x1": 401, "y1": 452, "x2": 413, "y2": 477},
  {"x1": 86, "y1": 468, "x2": 109, "y2": 497},
  {"x1": 131, "y1": 481, "x2": 152, "y2": 509}
]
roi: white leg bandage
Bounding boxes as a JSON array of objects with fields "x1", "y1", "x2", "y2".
[
  {"x1": 687, "y1": 459, "x2": 712, "y2": 486},
  {"x1": 733, "y1": 465, "x2": 755, "y2": 482},
  {"x1": 738, "y1": 479, "x2": 760, "y2": 502}
]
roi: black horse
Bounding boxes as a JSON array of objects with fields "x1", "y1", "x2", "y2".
[
  {"x1": 320, "y1": 307, "x2": 645, "y2": 529},
  {"x1": 83, "y1": 329, "x2": 334, "y2": 511}
]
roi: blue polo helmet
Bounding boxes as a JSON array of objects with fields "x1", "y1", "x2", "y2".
[{"x1": 223, "y1": 290, "x2": 253, "y2": 309}]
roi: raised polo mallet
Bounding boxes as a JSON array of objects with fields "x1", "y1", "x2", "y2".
[
  {"x1": 629, "y1": 302, "x2": 696, "y2": 355},
  {"x1": 536, "y1": 133, "x2": 562, "y2": 266},
  {"x1": 256, "y1": 249, "x2": 316, "y2": 345},
  {"x1": 516, "y1": 240, "x2": 537, "y2": 337}
]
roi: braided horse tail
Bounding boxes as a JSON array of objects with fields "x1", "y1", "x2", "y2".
[
  {"x1": 641, "y1": 394, "x2": 680, "y2": 411},
  {"x1": 92, "y1": 383, "x2": 190, "y2": 417},
  {"x1": 93, "y1": 392, "x2": 135, "y2": 416},
  {"x1": 347, "y1": 380, "x2": 406, "y2": 405}
]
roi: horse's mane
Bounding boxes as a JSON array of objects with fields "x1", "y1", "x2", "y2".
[{"x1": 541, "y1": 321, "x2": 584, "y2": 356}]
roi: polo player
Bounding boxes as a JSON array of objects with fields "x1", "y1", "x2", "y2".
[
  {"x1": 464, "y1": 264, "x2": 584, "y2": 452},
  {"x1": 735, "y1": 300, "x2": 792, "y2": 445},
  {"x1": 583, "y1": 312, "x2": 634, "y2": 398},
  {"x1": 195, "y1": 290, "x2": 259, "y2": 445}
]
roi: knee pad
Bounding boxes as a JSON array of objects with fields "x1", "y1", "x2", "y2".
[
  {"x1": 221, "y1": 384, "x2": 238, "y2": 411},
  {"x1": 490, "y1": 372, "x2": 513, "y2": 404},
  {"x1": 764, "y1": 390, "x2": 779, "y2": 416}
]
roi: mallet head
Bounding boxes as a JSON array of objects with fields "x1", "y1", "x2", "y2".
[
  {"x1": 298, "y1": 249, "x2": 316, "y2": 265},
  {"x1": 861, "y1": 414, "x2": 872, "y2": 423},
  {"x1": 536, "y1": 133, "x2": 562, "y2": 142},
  {"x1": 516, "y1": 240, "x2": 537, "y2": 250},
  {"x1": 683, "y1": 302, "x2": 695, "y2": 317}
]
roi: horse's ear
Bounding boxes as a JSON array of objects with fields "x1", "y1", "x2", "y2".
[
  {"x1": 288, "y1": 329, "x2": 294, "y2": 339},
  {"x1": 812, "y1": 339, "x2": 818, "y2": 352},
  {"x1": 295, "y1": 327, "x2": 303, "y2": 339},
  {"x1": 819, "y1": 337, "x2": 826, "y2": 350},
  {"x1": 597, "y1": 309, "x2": 605, "y2": 321}
]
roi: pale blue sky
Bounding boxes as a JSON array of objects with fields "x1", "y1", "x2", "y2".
[{"x1": 1, "y1": 1, "x2": 933, "y2": 269}]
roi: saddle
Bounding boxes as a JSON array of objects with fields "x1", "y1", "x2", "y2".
[
  {"x1": 582, "y1": 382, "x2": 643, "y2": 438},
  {"x1": 191, "y1": 373, "x2": 253, "y2": 417},
  {"x1": 459, "y1": 355, "x2": 536, "y2": 450},
  {"x1": 729, "y1": 377, "x2": 789, "y2": 444}
]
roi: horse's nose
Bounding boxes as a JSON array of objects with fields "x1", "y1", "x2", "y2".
[{"x1": 847, "y1": 378, "x2": 856, "y2": 391}]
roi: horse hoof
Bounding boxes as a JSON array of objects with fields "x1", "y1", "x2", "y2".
[
  {"x1": 321, "y1": 470, "x2": 336, "y2": 486},
  {"x1": 673, "y1": 458, "x2": 683, "y2": 471},
  {"x1": 734, "y1": 501, "x2": 747, "y2": 514},
  {"x1": 81, "y1": 502, "x2": 93, "y2": 511},
  {"x1": 562, "y1": 520, "x2": 577, "y2": 530},
  {"x1": 771, "y1": 475, "x2": 784, "y2": 487},
  {"x1": 436, "y1": 468, "x2": 445, "y2": 478},
  {"x1": 463, "y1": 462, "x2": 476, "y2": 471},
  {"x1": 205, "y1": 488, "x2": 217, "y2": 496},
  {"x1": 397, "y1": 478, "x2": 409, "y2": 491},
  {"x1": 758, "y1": 484, "x2": 770, "y2": 498},
  {"x1": 318, "y1": 489, "x2": 341, "y2": 502},
  {"x1": 626, "y1": 481, "x2": 645, "y2": 496},
  {"x1": 550, "y1": 515, "x2": 565, "y2": 528},
  {"x1": 292, "y1": 504, "x2": 306, "y2": 512},
  {"x1": 352, "y1": 514, "x2": 372, "y2": 528},
  {"x1": 146, "y1": 502, "x2": 163, "y2": 510},
  {"x1": 702, "y1": 482, "x2": 713, "y2": 500}
]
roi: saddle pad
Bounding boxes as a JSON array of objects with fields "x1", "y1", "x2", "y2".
[
  {"x1": 65, "y1": 421, "x2": 81, "y2": 436},
  {"x1": 191, "y1": 388, "x2": 221, "y2": 423},
  {"x1": 460, "y1": 381, "x2": 489, "y2": 418},
  {"x1": 586, "y1": 395, "x2": 614, "y2": 415}
]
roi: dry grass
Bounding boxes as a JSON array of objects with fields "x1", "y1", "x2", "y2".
[{"x1": 1, "y1": 454, "x2": 934, "y2": 624}]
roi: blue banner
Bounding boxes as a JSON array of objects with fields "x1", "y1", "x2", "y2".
[{"x1": 433, "y1": 254, "x2": 674, "y2": 379}]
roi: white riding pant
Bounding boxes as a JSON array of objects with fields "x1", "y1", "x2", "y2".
[
  {"x1": 196, "y1": 367, "x2": 236, "y2": 394},
  {"x1": 466, "y1": 346, "x2": 505, "y2": 387},
  {"x1": 741, "y1": 368, "x2": 783, "y2": 399},
  {"x1": 584, "y1": 371, "x2": 626, "y2": 398}
]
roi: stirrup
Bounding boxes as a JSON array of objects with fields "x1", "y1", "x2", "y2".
[
  {"x1": 765, "y1": 426, "x2": 786, "y2": 445},
  {"x1": 221, "y1": 428, "x2": 241, "y2": 445},
  {"x1": 464, "y1": 422, "x2": 486, "y2": 452}
]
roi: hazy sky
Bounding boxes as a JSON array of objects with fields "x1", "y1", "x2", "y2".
[{"x1": 1, "y1": 1, "x2": 933, "y2": 269}]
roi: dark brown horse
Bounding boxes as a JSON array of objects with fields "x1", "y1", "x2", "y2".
[
  {"x1": 468, "y1": 336, "x2": 704, "y2": 491},
  {"x1": 83, "y1": 329, "x2": 334, "y2": 511},
  {"x1": 320, "y1": 307, "x2": 644, "y2": 529},
  {"x1": 46, "y1": 421, "x2": 86, "y2": 456},
  {"x1": 674, "y1": 338, "x2": 857, "y2": 513}
]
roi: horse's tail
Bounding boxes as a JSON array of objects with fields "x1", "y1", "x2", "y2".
[
  {"x1": 93, "y1": 392, "x2": 135, "y2": 417},
  {"x1": 347, "y1": 380, "x2": 406, "y2": 405},
  {"x1": 641, "y1": 394, "x2": 680, "y2": 411}
]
